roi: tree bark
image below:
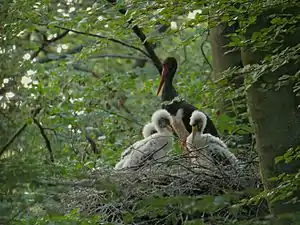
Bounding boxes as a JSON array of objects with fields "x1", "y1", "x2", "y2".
[
  {"x1": 243, "y1": 9, "x2": 300, "y2": 223},
  {"x1": 210, "y1": 23, "x2": 242, "y2": 81},
  {"x1": 210, "y1": 23, "x2": 244, "y2": 118}
]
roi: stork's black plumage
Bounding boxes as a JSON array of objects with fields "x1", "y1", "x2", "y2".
[{"x1": 157, "y1": 57, "x2": 219, "y2": 137}]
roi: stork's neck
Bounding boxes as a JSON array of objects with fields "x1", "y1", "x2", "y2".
[
  {"x1": 161, "y1": 70, "x2": 178, "y2": 101},
  {"x1": 199, "y1": 121, "x2": 206, "y2": 134},
  {"x1": 200, "y1": 127, "x2": 205, "y2": 134},
  {"x1": 187, "y1": 132, "x2": 202, "y2": 146},
  {"x1": 162, "y1": 83, "x2": 178, "y2": 101}
]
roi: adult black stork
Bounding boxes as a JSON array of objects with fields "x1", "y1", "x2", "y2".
[{"x1": 157, "y1": 57, "x2": 219, "y2": 137}]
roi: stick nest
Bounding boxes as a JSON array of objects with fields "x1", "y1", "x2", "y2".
[{"x1": 59, "y1": 153, "x2": 264, "y2": 224}]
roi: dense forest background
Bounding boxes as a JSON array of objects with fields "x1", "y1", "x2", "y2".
[{"x1": 1, "y1": 0, "x2": 300, "y2": 224}]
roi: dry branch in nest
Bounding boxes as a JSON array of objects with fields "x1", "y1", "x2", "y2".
[{"x1": 58, "y1": 154, "x2": 264, "y2": 224}]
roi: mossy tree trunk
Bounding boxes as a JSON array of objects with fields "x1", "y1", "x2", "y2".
[
  {"x1": 210, "y1": 23, "x2": 242, "y2": 81},
  {"x1": 243, "y1": 8, "x2": 300, "y2": 223},
  {"x1": 210, "y1": 24, "x2": 246, "y2": 124}
]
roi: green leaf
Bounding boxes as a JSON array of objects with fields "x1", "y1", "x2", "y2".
[{"x1": 123, "y1": 211, "x2": 133, "y2": 224}]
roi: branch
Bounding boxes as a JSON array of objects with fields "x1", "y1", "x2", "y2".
[
  {"x1": 33, "y1": 118, "x2": 54, "y2": 162},
  {"x1": 30, "y1": 47, "x2": 43, "y2": 60},
  {"x1": 85, "y1": 134, "x2": 99, "y2": 154},
  {"x1": 31, "y1": 178, "x2": 101, "y2": 188},
  {"x1": 131, "y1": 25, "x2": 162, "y2": 73},
  {"x1": 201, "y1": 29, "x2": 213, "y2": 71},
  {"x1": 38, "y1": 49, "x2": 148, "y2": 64},
  {"x1": 132, "y1": 23, "x2": 169, "y2": 69},
  {"x1": 48, "y1": 30, "x2": 69, "y2": 42},
  {"x1": 106, "y1": 0, "x2": 162, "y2": 73},
  {"x1": 36, "y1": 45, "x2": 84, "y2": 63},
  {"x1": 53, "y1": 25, "x2": 150, "y2": 58},
  {"x1": 0, "y1": 107, "x2": 42, "y2": 157},
  {"x1": 181, "y1": 46, "x2": 188, "y2": 64},
  {"x1": 31, "y1": 30, "x2": 69, "y2": 60},
  {"x1": 89, "y1": 53, "x2": 148, "y2": 61},
  {"x1": 72, "y1": 63, "x2": 95, "y2": 75},
  {"x1": 0, "y1": 124, "x2": 27, "y2": 157}
]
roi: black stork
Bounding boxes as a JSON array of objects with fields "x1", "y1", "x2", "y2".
[{"x1": 156, "y1": 57, "x2": 219, "y2": 137}]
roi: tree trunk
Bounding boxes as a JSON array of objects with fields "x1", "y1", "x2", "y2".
[
  {"x1": 243, "y1": 9, "x2": 300, "y2": 223},
  {"x1": 210, "y1": 24, "x2": 245, "y2": 120},
  {"x1": 210, "y1": 23, "x2": 251, "y2": 146},
  {"x1": 210, "y1": 23, "x2": 242, "y2": 81}
]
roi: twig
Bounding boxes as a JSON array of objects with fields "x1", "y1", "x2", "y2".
[
  {"x1": 43, "y1": 127, "x2": 70, "y2": 140},
  {"x1": 54, "y1": 25, "x2": 150, "y2": 58},
  {"x1": 31, "y1": 178, "x2": 100, "y2": 188},
  {"x1": 181, "y1": 46, "x2": 188, "y2": 64},
  {"x1": 201, "y1": 29, "x2": 213, "y2": 71},
  {"x1": 31, "y1": 30, "x2": 69, "y2": 60},
  {"x1": 85, "y1": 134, "x2": 99, "y2": 154},
  {"x1": 48, "y1": 30, "x2": 69, "y2": 42},
  {"x1": 33, "y1": 118, "x2": 54, "y2": 162},
  {"x1": 72, "y1": 62, "x2": 95, "y2": 74},
  {"x1": 89, "y1": 53, "x2": 148, "y2": 61},
  {"x1": 0, "y1": 107, "x2": 42, "y2": 157},
  {"x1": 224, "y1": 128, "x2": 252, "y2": 143},
  {"x1": 0, "y1": 124, "x2": 27, "y2": 157},
  {"x1": 36, "y1": 45, "x2": 84, "y2": 63},
  {"x1": 30, "y1": 47, "x2": 43, "y2": 60},
  {"x1": 106, "y1": 0, "x2": 162, "y2": 73}
]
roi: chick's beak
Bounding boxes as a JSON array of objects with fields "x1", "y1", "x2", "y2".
[{"x1": 191, "y1": 125, "x2": 197, "y2": 142}]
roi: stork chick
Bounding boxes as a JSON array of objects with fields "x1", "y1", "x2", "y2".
[
  {"x1": 142, "y1": 122, "x2": 157, "y2": 138},
  {"x1": 115, "y1": 109, "x2": 173, "y2": 170},
  {"x1": 186, "y1": 110, "x2": 239, "y2": 170},
  {"x1": 115, "y1": 122, "x2": 157, "y2": 170}
]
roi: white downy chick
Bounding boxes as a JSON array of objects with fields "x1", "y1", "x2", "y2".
[{"x1": 115, "y1": 109, "x2": 173, "y2": 170}]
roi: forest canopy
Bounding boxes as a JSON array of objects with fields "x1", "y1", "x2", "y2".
[{"x1": 1, "y1": 0, "x2": 300, "y2": 224}]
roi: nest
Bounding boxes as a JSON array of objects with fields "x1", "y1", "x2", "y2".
[{"x1": 59, "y1": 153, "x2": 264, "y2": 224}]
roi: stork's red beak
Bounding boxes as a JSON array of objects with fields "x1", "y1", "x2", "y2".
[{"x1": 157, "y1": 64, "x2": 168, "y2": 95}]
